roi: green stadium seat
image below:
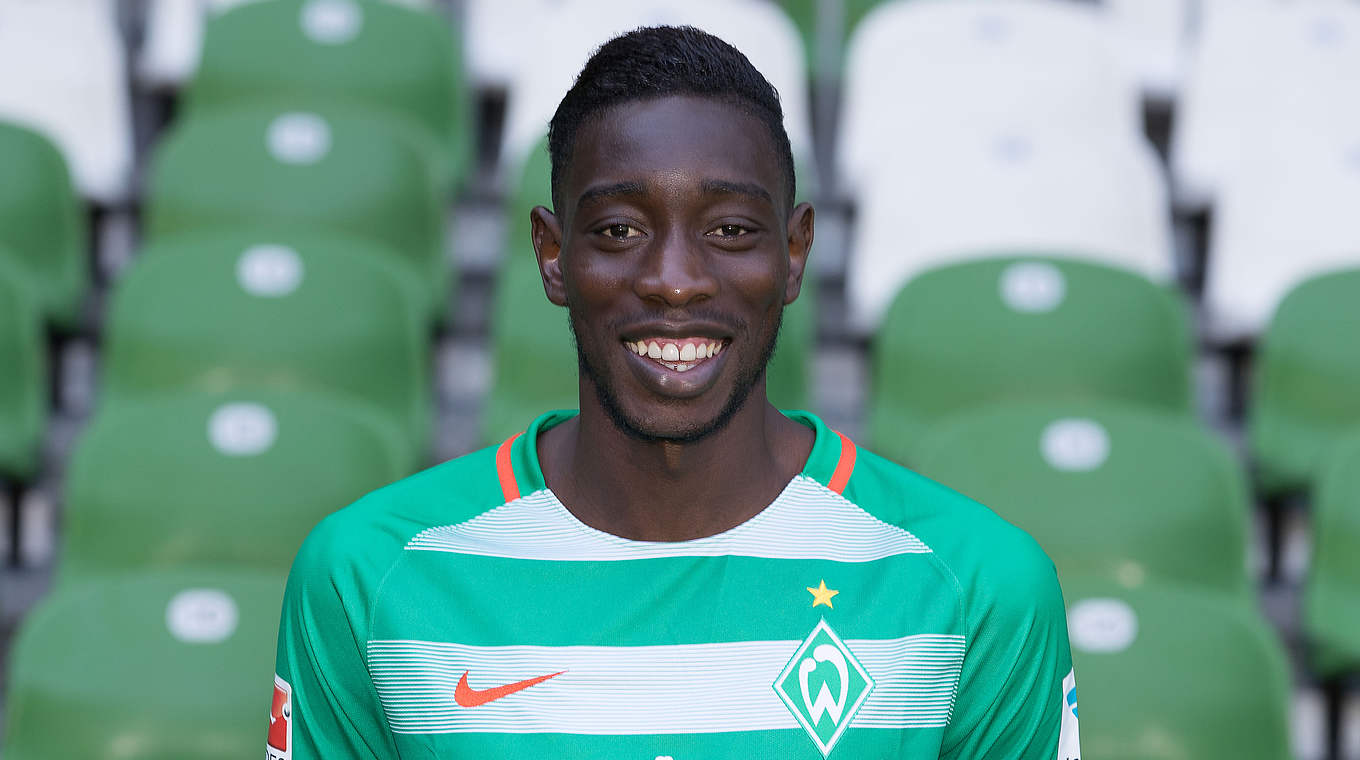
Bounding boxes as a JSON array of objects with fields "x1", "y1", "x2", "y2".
[
  {"x1": 914, "y1": 400, "x2": 1253, "y2": 599},
  {"x1": 143, "y1": 103, "x2": 449, "y2": 320},
  {"x1": 59, "y1": 389, "x2": 410, "y2": 584},
  {"x1": 101, "y1": 233, "x2": 431, "y2": 457},
  {"x1": 1248, "y1": 267, "x2": 1360, "y2": 496},
  {"x1": 0, "y1": 262, "x2": 46, "y2": 480},
  {"x1": 1062, "y1": 579, "x2": 1293, "y2": 760},
  {"x1": 0, "y1": 121, "x2": 86, "y2": 328},
  {"x1": 1304, "y1": 430, "x2": 1360, "y2": 677},
  {"x1": 186, "y1": 0, "x2": 470, "y2": 191},
  {"x1": 869, "y1": 256, "x2": 1194, "y2": 464},
  {"x1": 484, "y1": 142, "x2": 815, "y2": 443},
  {"x1": 3, "y1": 569, "x2": 284, "y2": 760}
]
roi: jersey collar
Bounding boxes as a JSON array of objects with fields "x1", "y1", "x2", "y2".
[{"x1": 493, "y1": 409, "x2": 857, "y2": 504}]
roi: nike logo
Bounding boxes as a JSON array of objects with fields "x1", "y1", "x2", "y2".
[{"x1": 454, "y1": 670, "x2": 565, "y2": 707}]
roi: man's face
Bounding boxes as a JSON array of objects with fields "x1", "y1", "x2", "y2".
[{"x1": 532, "y1": 95, "x2": 813, "y2": 442}]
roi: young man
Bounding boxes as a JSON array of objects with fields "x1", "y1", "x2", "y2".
[{"x1": 271, "y1": 26, "x2": 1080, "y2": 759}]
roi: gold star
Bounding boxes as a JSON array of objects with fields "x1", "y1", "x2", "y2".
[{"x1": 807, "y1": 580, "x2": 839, "y2": 608}]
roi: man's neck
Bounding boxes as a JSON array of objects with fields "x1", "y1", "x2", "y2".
[{"x1": 537, "y1": 386, "x2": 814, "y2": 542}]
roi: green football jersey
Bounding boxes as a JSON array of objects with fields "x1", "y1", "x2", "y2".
[{"x1": 270, "y1": 410, "x2": 1080, "y2": 759}]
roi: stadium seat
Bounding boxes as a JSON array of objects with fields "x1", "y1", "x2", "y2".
[
  {"x1": 3, "y1": 569, "x2": 285, "y2": 760},
  {"x1": 1305, "y1": 430, "x2": 1360, "y2": 677},
  {"x1": 1104, "y1": 0, "x2": 1190, "y2": 102},
  {"x1": 58, "y1": 390, "x2": 411, "y2": 584},
  {"x1": 100, "y1": 232, "x2": 432, "y2": 458},
  {"x1": 484, "y1": 141, "x2": 814, "y2": 443},
  {"x1": 0, "y1": 121, "x2": 86, "y2": 329},
  {"x1": 1062, "y1": 579, "x2": 1293, "y2": 759},
  {"x1": 185, "y1": 0, "x2": 469, "y2": 190},
  {"x1": 1201, "y1": 133, "x2": 1360, "y2": 344},
  {"x1": 845, "y1": 126, "x2": 1175, "y2": 333},
  {"x1": 0, "y1": 263, "x2": 46, "y2": 481},
  {"x1": 0, "y1": 1, "x2": 134, "y2": 203},
  {"x1": 1172, "y1": 0, "x2": 1360, "y2": 211},
  {"x1": 143, "y1": 104, "x2": 449, "y2": 320},
  {"x1": 837, "y1": 0, "x2": 1143, "y2": 195},
  {"x1": 868, "y1": 257, "x2": 1194, "y2": 463},
  {"x1": 497, "y1": 0, "x2": 814, "y2": 186},
  {"x1": 1247, "y1": 268, "x2": 1360, "y2": 496},
  {"x1": 914, "y1": 400, "x2": 1253, "y2": 599},
  {"x1": 138, "y1": 0, "x2": 433, "y2": 89}
]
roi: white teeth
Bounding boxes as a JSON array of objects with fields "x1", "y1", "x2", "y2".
[
  {"x1": 635, "y1": 340, "x2": 647, "y2": 355},
  {"x1": 716, "y1": 343, "x2": 724, "y2": 354},
  {"x1": 707, "y1": 342, "x2": 717, "y2": 357},
  {"x1": 661, "y1": 343, "x2": 680, "y2": 361},
  {"x1": 679, "y1": 344, "x2": 696, "y2": 361},
  {"x1": 647, "y1": 342, "x2": 662, "y2": 359}
]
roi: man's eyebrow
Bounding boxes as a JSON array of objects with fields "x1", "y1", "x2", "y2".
[
  {"x1": 701, "y1": 179, "x2": 774, "y2": 206},
  {"x1": 576, "y1": 181, "x2": 646, "y2": 207}
]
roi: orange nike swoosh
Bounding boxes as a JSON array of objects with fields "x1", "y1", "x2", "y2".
[{"x1": 454, "y1": 670, "x2": 565, "y2": 707}]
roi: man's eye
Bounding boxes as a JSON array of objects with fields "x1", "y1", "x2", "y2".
[
  {"x1": 709, "y1": 224, "x2": 751, "y2": 237},
  {"x1": 598, "y1": 223, "x2": 642, "y2": 240}
]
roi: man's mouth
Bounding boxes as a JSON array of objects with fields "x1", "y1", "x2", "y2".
[{"x1": 622, "y1": 337, "x2": 727, "y2": 372}]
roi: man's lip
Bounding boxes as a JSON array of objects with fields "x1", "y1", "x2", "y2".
[{"x1": 616, "y1": 321, "x2": 733, "y2": 343}]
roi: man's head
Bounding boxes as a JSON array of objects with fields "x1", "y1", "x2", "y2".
[{"x1": 531, "y1": 25, "x2": 814, "y2": 443}]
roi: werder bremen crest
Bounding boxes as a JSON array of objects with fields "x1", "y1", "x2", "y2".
[{"x1": 774, "y1": 618, "x2": 875, "y2": 756}]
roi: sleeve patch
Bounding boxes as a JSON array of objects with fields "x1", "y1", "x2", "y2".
[
  {"x1": 1057, "y1": 668, "x2": 1080, "y2": 760},
  {"x1": 268, "y1": 674, "x2": 293, "y2": 760}
]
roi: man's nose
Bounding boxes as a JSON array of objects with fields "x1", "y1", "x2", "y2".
[{"x1": 634, "y1": 228, "x2": 718, "y2": 308}]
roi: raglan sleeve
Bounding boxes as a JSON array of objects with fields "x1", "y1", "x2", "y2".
[
  {"x1": 938, "y1": 535, "x2": 1080, "y2": 760},
  {"x1": 270, "y1": 512, "x2": 401, "y2": 760}
]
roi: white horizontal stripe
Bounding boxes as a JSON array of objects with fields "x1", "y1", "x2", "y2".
[
  {"x1": 405, "y1": 476, "x2": 932, "y2": 562},
  {"x1": 368, "y1": 635, "x2": 964, "y2": 735}
]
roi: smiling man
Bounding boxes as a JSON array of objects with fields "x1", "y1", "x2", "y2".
[{"x1": 271, "y1": 26, "x2": 1079, "y2": 759}]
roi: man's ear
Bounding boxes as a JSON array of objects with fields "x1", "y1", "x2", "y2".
[
  {"x1": 783, "y1": 202, "x2": 815, "y2": 305},
  {"x1": 530, "y1": 206, "x2": 568, "y2": 307}
]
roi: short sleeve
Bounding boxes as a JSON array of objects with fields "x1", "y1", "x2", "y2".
[
  {"x1": 270, "y1": 515, "x2": 400, "y2": 759},
  {"x1": 939, "y1": 541, "x2": 1080, "y2": 760}
]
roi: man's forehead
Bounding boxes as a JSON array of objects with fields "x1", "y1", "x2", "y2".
[{"x1": 562, "y1": 95, "x2": 785, "y2": 210}]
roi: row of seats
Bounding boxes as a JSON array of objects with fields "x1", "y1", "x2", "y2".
[{"x1": 4, "y1": 1, "x2": 466, "y2": 755}]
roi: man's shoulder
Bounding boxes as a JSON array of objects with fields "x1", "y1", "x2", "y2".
[
  {"x1": 845, "y1": 444, "x2": 1061, "y2": 615},
  {"x1": 289, "y1": 443, "x2": 512, "y2": 582}
]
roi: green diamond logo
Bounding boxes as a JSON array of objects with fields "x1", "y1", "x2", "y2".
[{"x1": 773, "y1": 618, "x2": 875, "y2": 757}]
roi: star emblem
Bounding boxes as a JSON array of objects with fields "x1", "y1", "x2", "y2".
[{"x1": 807, "y1": 580, "x2": 839, "y2": 608}]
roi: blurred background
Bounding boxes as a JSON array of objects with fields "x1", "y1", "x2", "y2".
[{"x1": 0, "y1": 0, "x2": 1357, "y2": 756}]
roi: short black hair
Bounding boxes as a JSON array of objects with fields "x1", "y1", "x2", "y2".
[{"x1": 548, "y1": 25, "x2": 796, "y2": 213}]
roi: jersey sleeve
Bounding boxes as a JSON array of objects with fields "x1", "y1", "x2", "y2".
[
  {"x1": 271, "y1": 511, "x2": 400, "y2": 759},
  {"x1": 939, "y1": 538, "x2": 1080, "y2": 760}
]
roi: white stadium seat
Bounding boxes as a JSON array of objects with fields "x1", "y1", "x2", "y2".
[
  {"x1": 836, "y1": 0, "x2": 1144, "y2": 196},
  {"x1": 138, "y1": 0, "x2": 432, "y2": 90},
  {"x1": 1203, "y1": 123, "x2": 1360, "y2": 344},
  {"x1": 465, "y1": 0, "x2": 556, "y2": 90},
  {"x1": 1171, "y1": 0, "x2": 1360, "y2": 211},
  {"x1": 0, "y1": 0, "x2": 134, "y2": 204},
  {"x1": 497, "y1": 0, "x2": 813, "y2": 186},
  {"x1": 1104, "y1": 0, "x2": 1191, "y2": 103},
  {"x1": 846, "y1": 124, "x2": 1175, "y2": 334}
]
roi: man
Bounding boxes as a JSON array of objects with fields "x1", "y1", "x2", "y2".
[{"x1": 271, "y1": 26, "x2": 1080, "y2": 759}]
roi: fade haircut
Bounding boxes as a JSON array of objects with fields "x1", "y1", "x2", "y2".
[{"x1": 547, "y1": 25, "x2": 796, "y2": 213}]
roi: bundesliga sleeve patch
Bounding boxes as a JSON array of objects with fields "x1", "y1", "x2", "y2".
[{"x1": 268, "y1": 674, "x2": 293, "y2": 760}]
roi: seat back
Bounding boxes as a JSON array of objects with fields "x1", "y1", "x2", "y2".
[
  {"x1": 101, "y1": 233, "x2": 431, "y2": 456},
  {"x1": 3, "y1": 570, "x2": 285, "y2": 760},
  {"x1": 915, "y1": 400, "x2": 1252, "y2": 598},
  {"x1": 1305, "y1": 430, "x2": 1360, "y2": 676},
  {"x1": 0, "y1": 262, "x2": 46, "y2": 480},
  {"x1": 846, "y1": 128, "x2": 1174, "y2": 332},
  {"x1": 187, "y1": 0, "x2": 469, "y2": 188},
  {"x1": 60, "y1": 390, "x2": 409, "y2": 583},
  {"x1": 1062, "y1": 579, "x2": 1293, "y2": 760},
  {"x1": 869, "y1": 256, "x2": 1193, "y2": 462},
  {"x1": 0, "y1": 121, "x2": 86, "y2": 327},
  {"x1": 144, "y1": 104, "x2": 447, "y2": 319}
]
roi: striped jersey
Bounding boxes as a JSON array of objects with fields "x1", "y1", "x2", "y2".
[{"x1": 270, "y1": 410, "x2": 1080, "y2": 759}]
